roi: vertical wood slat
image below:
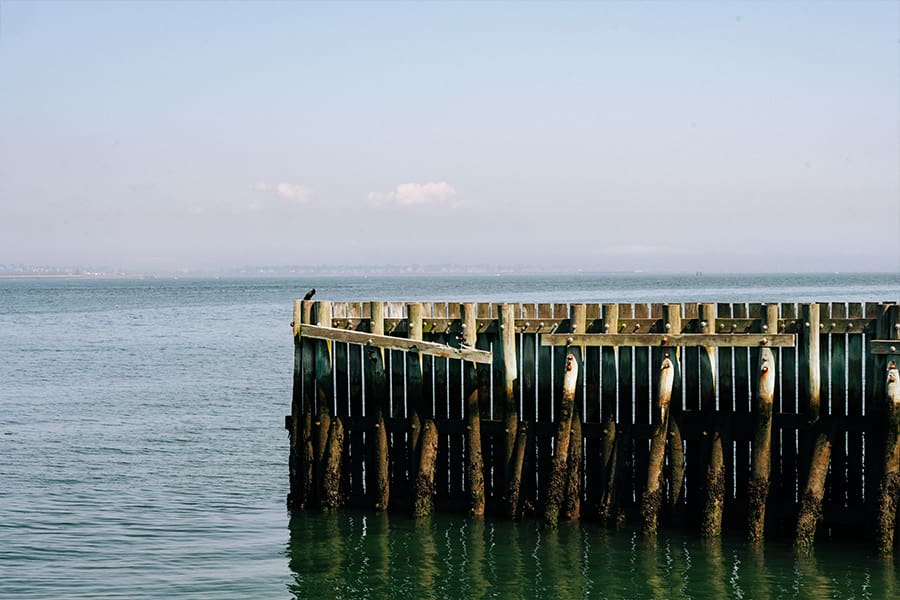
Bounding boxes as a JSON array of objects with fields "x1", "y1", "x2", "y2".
[
  {"x1": 447, "y1": 303, "x2": 465, "y2": 503},
  {"x1": 617, "y1": 303, "x2": 636, "y2": 514},
  {"x1": 829, "y1": 302, "x2": 849, "y2": 516},
  {"x1": 520, "y1": 303, "x2": 539, "y2": 513},
  {"x1": 387, "y1": 302, "x2": 408, "y2": 497},
  {"x1": 584, "y1": 303, "x2": 602, "y2": 517},
  {"x1": 346, "y1": 303, "x2": 365, "y2": 500},
  {"x1": 846, "y1": 302, "x2": 864, "y2": 512},
  {"x1": 779, "y1": 303, "x2": 799, "y2": 514},
  {"x1": 715, "y1": 303, "x2": 734, "y2": 521},
  {"x1": 476, "y1": 302, "x2": 495, "y2": 505},
  {"x1": 536, "y1": 303, "x2": 554, "y2": 507},
  {"x1": 733, "y1": 303, "x2": 751, "y2": 510},
  {"x1": 633, "y1": 303, "x2": 652, "y2": 509},
  {"x1": 598, "y1": 303, "x2": 619, "y2": 522},
  {"x1": 431, "y1": 302, "x2": 450, "y2": 504}
]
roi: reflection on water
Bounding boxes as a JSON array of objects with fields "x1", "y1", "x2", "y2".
[{"x1": 287, "y1": 511, "x2": 900, "y2": 599}]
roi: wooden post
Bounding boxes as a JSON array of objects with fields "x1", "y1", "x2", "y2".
[
  {"x1": 563, "y1": 304, "x2": 586, "y2": 521},
  {"x1": 876, "y1": 305, "x2": 900, "y2": 554},
  {"x1": 407, "y1": 303, "x2": 425, "y2": 476},
  {"x1": 321, "y1": 417, "x2": 345, "y2": 508},
  {"x1": 414, "y1": 420, "x2": 439, "y2": 517},
  {"x1": 499, "y1": 303, "x2": 524, "y2": 518},
  {"x1": 313, "y1": 300, "x2": 333, "y2": 508},
  {"x1": 701, "y1": 417, "x2": 728, "y2": 538},
  {"x1": 748, "y1": 346, "x2": 776, "y2": 541},
  {"x1": 640, "y1": 353, "x2": 675, "y2": 534},
  {"x1": 876, "y1": 360, "x2": 900, "y2": 554},
  {"x1": 563, "y1": 417, "x2": 582, "y2": 521},
  {"x1": 544, "y1": 353, "x2": 579, "y2": 528},
  {"x1": 367, "y1": 301, "x2": 390, "y2": 511},
  {"x1": 800, "y1": 303, "x2": 822, "y2": 422},
  {"x1": 298, "y1": 300, "x2": 315, "y2": 508},
  {"x1": 462, "y1": 303, "x2": 485, "y2": 516},
  {"x1": 663, "y1": 304, "x2": 684, "y2": 524},
  {"x1": 598, "y1": 303, "x2": 619, "y2": 522},
  {"x1": 794, "y1": 419, "x2": 835, "y2": 548},
  {"x1": 748, "y1": 304, "x2": 778, "y2": 542}
]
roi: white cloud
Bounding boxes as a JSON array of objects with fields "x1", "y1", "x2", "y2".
[
  {"x1": 367, "y1": 181, "x2": 459, "y2": 208},
  {"x1": 255, "y1": 182, "x2": 314, "y2": 204}
]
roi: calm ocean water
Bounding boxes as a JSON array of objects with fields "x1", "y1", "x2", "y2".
[{"x1": 1, "y1": 272, "x2": 899, "y2": 599}]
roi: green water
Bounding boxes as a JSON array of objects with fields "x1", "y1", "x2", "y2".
[{"x1": 288, "y1": 510, "x2": 895, "y2": 599}]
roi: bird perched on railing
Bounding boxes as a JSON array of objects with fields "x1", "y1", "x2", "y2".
[{"x1": 303, "y1": 288, "x2": 316, "y2": 301}]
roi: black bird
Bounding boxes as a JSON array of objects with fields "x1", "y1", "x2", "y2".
[{"x1": 303, "y1": 288, "x2": 316, "y2": 301}]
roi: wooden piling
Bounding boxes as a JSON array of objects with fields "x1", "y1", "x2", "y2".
[
  {"x1": 407, "y1": 303, "x2": 425, "y2": 475},
  {"x1": 663, "y1": 304, "x2": 684, "y2": 524},
  {"x1": 748, "y1": 304, "x2": 779, "y2": 542},
  {"x1": 795, "y1": 419, "x2": 835, "y2": 548},
  {"x1": 641, "y1": 353, "x2": 675, "y2": 534},
  {"x1": 544, "y1": 353, "x2": 579, "y2": 528},
  {"x1": 748, "y1": 346, "x2": 776, "y2": 542},
  {"x1": 876, "y1": 360, "x2": 900, "y2": 554},
  {"x1": 313, "y1": 300, "x2": 333, "y2": 508},
  {"x1": 367, "y1": 301, "x2": 390, "y2": 511},
  {"x1": 564, "y1": 417, "x2": 582, "y2": 521},
  {"x1": 321, "y1": 417, "x2": 345, "y2": 509},
  {"x1": 499, "y1": 303, "x2": 524, "y2": 518},
  {"x1": 461, "y1": 304, "x2": 485, "y2": 516},
  {"x1": 414, "y1": 419, "x2": 439, "y2": 517},
  {"x1": 287, "y1": 296, "x2": 900, "y2": 541},
  {"x1": 701, "y1": 417, "x2": 728, "y2": 538},
  {"x1": 297, "y1": 300, "x2": 315, "y2": 508}
]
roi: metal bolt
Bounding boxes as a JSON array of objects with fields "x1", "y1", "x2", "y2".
[
  {"x1": 892, "y1": 346, "x2": 897, "y2": 353},
  {"x1": 566, "y1": 336, "x2": 574, "y2": 345},
  {"x1": 762, "y1": 324, "x2": 768, "y2": 331},
  {"x1": 604, "y1": 324, "x2": 610, "y2": 332},
  {"x1": 665, "y1": 323, "x2": 671, "y2": 330}
]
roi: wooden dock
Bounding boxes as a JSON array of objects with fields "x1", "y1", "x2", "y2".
[{"x1": 287, "y1": 300, "x2": 900, "y2": 551}]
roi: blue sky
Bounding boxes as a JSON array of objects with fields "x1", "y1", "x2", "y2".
[{"x1": 1, "y1": 1, "x2": 898, "y2": 272}]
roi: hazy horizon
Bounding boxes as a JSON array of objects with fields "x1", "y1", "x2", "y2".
[{"x1": 2, "y1": 1, "x2": 898, "y2": 273}]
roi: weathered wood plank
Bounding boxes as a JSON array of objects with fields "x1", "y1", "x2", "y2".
[
  {"x1": 540, "y1": 333, "x2": 796, "y2": 348},
  {"x1": 298, "y1": 324, "x2": 492, "y2": 364}
]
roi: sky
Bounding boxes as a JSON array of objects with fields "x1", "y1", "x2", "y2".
[{"x1": 1, "y1": 1, "x2": 898, "y2": 273}]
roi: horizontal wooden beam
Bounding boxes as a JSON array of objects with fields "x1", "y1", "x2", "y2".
[
  {"x1": 870, "y1": 340, "x2": 900, "y2": 355},
  {"x1": 325, "y1": 316, "x2": 877, "y2": 336},
  {"x1": 540, "y1": 332, "x2": 797, "y2": 348},
  {"x1": 298, "y1": 324, "x2": 493, "y2": 364}
]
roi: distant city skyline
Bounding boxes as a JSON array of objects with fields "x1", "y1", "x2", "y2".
[{"x1": 1, "y1": 1, "x2": 898, "y2": 273}]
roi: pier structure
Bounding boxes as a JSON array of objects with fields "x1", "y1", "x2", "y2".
[{"x1": 287, "y1": 300, "x2": 900, "y2": 551}]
